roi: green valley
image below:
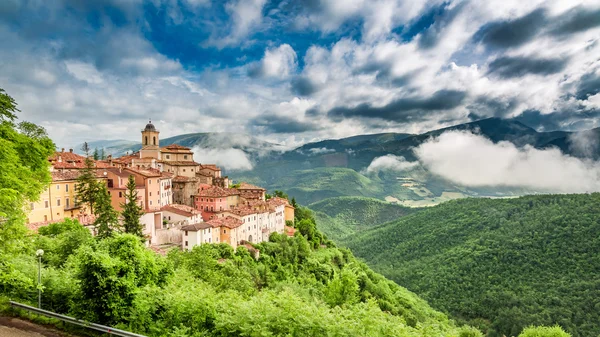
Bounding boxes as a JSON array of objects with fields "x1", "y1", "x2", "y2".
[
  {"x1": 342, "y1": 194, "x2": 600, "y2": 337},
  {"x1": 310, "y1": 196, "x2": 418, "y2": 242}
]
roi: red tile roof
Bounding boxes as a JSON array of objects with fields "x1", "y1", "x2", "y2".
[
  {"x1": 200, "y1": 164, "x2": 221, "y2": 171},
  {"x1": 51, "y1": 170, "x2": 106, "y2": 181},
  {"x1": 172, "y1": 176, "x2": 199, "y2": 183},
  {"x1": 206, "y1": 216, "x2": 243, "y2": 229},
  {"x1": 237, "y1": 182, "x2": 265, "y2": 190},
  {"x1": 161, "y1": 204, "x2": 201, "y2": 217},
  {"x1": 125, "y1": 167, "x2": 161, "y2": 178},
  {"x1": 161, "y1": 144, "x2": 192, "y2": 151},
  {"x1": 196, "y1": 186, "x2": 240, "y2": 198},
  {"x1": 163, "y1": 161, "x2": 200, "y2": 166},
  {"x1": 181, "y1": 222, "x2": 212, "y2": 231},
  {"x1": 49, "y1": 151, "x2": 87, "y2": 163},
  {"x1": 267, "y1": 197, "x2": 289, "y2": 207}
]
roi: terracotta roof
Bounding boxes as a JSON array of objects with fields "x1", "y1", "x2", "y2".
[
  {"x1": 181, "y1": 222, "x2": 212, "y2": 231},
  {"x1": 237, "y1": 182, "x2": 265, "y2": 191},
  {"x1": 172, "y1": 176, "x2": 199, "y2": 183},
  {"x1": 49, "y1": 151, "x2": 86, "y2": 163},
  {"x1": 267, "y1": 197, "x2": 289, "y2": 207},
  {"x1": 161, "y1": 144, "x2": 192, "y2": 151},
  {"x1": 163, "y1": 161, "x2": 200, "y2": 166},
  {"x1": 196, "y1": 186, "x2": 240, "y2": 198},
  {"x1": 106, "y1": 168, "x2": 133, "y2": 178},
  {"x1": 200, "y1": 164, "x2": 221, "y2": 171},
  {"x1": 125, "y1": 167, "x2": 161, "y2": 178},
  {"x1": 239, "y1": 190, "x2": 263, "y2": 200},
  {"x1": 228, "y1": 207, "x2": 258, "y2": 217},
  {"x1": 51, "y1": 170, "x2": 106, "y2": 181},
  {"x1": 206, "y1": 216, "x2": 243, "y2": 229},
  {"x1": 161, "y1": 204, "x2": 201, "y2": 217}
]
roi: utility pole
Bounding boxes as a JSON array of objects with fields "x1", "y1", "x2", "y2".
[{"x1": 35, "y1": 249, "x2": 44, "y2": 308}]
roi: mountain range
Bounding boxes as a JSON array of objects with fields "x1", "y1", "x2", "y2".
[{"x1": 82, "y1": 118, "x2": 600, "y2": 205}]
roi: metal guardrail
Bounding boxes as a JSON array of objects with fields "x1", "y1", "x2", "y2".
[{"x1": 9, "y1": 301, "x2": 147, "y2": 337}]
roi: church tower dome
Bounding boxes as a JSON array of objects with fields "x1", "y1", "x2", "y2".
[{"x1": 140, "y1": 120, "x2": 160, "y2": 159}]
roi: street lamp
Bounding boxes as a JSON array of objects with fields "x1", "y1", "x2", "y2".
[{"x1": 35, "y1": 249, "x2": 44, "y2": 308}]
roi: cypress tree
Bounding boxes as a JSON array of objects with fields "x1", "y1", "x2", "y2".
[
  {"x1": 76, "y1": 157, "x2": 99, "y2": 214},
  {"x1": 94, "y1": 183, "x2": 119, "y2": 239},
  {"x1": 121, "y1": 175, "x2": 144, "y2": 239}
]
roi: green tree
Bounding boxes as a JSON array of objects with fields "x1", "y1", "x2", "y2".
[
  {"x1": 93, "y1": 148, "x2": 99, "y2": 160},
  {"x1": 76, "y1": 157, "x2": 99, "y2": 214},
  {"x1": 94, "y1": 183, "x2": 119, "y2": 239},
  {"x1": 100, "y1": 148, "x2": 106, "y2": 160},
  {"x1": 80, "y1": 141, "x2": 90, "y2": 157},
  {"x1": 121, "y1": 175, "x2": 144, "y2": 239},
  {"x1": 518, "y1": 326, "x2": 570, "y2": 337},
  {"x1": 0, "y1": 88, "x2": 18, "y2": 122}
]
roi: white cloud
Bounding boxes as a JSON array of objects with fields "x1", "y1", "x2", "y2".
[
  {"x1": 207, "y1": 0, "x2": 267, "y2": 48},
  {"x1": 192, "y1": 147, "x2": 253, "y2": 171},
  {"x1": 366, "y1": 154, "x2": 419, "y2": 173},
  {"x1": 568, "y1": 129, "x2": 599, "y2": 158},
  {"x1": 259, "y1": 44, "x2": 297, "y2": 78},
  {"x1": 414, "y1": 131, "x2": 600, "y2": 193},
  {"x1": 65, "y1": 61, "x2": 104, "y2": 84},
  {"x1": 308, "y1": 147, "x2": 335, "y2": 155}
]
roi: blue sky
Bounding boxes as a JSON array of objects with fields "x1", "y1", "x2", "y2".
[{"x1": 0, "y1": 0, "x2": 599, "y2": 147}]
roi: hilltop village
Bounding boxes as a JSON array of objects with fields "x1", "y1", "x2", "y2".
[{"x1": 26, "y1": 121, "x2": 295, "y2": 251}]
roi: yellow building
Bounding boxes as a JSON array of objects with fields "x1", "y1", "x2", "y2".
[{"x1": 27, "y1": 171, "x2": 105, "y2": 224}]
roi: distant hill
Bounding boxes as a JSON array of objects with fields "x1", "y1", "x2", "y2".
[
  {"x1": 83, "y1": 118, "x2": 597, "y2": 205},
  {"x1": 344, "y1": 194, "x2": 600, "y2": 337},
  {"x1": 77, "y1": 132, "x2": 284, "y2": 158},
  {"x1": 308, "y1": 196, "x2": 418, "y2": 242}
]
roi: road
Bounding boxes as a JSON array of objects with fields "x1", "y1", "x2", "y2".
[{"x1": 0, "y1": 317, "x2": 70, "y2": 337}]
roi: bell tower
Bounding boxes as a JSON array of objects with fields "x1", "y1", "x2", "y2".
[{"x1": 140, "y1": 120, "x2": 161, "y2": 159}]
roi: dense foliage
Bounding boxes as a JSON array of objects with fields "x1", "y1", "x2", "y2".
[
  {"x1": 0, "y1": 212, "x2": 476, "y2": 337},
  {"x1": 345, "y1": 194, "x2": 600, "y2": 337},
  {"x1": 309, "y1": 196, "x2": 417, "y2": 242},
  {"x1": 121, "y1": 175, "x2": 144, "y2": 238},
  {"x1": 0, "y1": 88, "x2": 55, "y2": 292}
]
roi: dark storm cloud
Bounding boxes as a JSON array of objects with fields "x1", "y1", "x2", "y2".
[
  {"x1": 549, "y1": 6, "x2": 600, "y2": 36},
  {"x1": 472, "y1": 8, "x2": 547, "y2": 49},
  {"x1": 327, "y1": 89, "x2": 466, "y2": 121},
  {"x1": 514, "y1": 107, "x2": 600, "y2": 132},
  {"x1": 252, "y1": 114, "x2": 322, "y2": 134},
  {"x1": 575, "y1": 71, "x2": 600, "y2": 100},
  {"x1": 290, "y1": 76, "x2": 320, "y2": 96},
  {"x1": 487, "y1": 56, "x2": 568, "y2": 78}
]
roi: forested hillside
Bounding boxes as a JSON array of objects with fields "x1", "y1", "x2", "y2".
[
  {"x1": 1, "y1": 217, "x2": 473, "y2": 337},
  {"x1": 345, "y1": 194, "x2": 600, "y2": 337},
  {"x1": 309, "y1": 196, "x2": 418, "y2": 242}
]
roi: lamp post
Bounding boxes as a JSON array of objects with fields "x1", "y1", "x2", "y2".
[{"x1": 35, "y1": 249, "x2": 44, "y2": 308}]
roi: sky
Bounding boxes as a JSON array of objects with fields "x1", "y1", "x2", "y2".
[{"x1": 1, "y1": 0, "x2": 599, "y2": 148}]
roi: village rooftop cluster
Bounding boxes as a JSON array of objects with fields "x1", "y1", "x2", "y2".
[{"x1": 26, "y1": 121, "x2": 295, "y2": 252}]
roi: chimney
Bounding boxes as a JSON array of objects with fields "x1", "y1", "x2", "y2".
[
  {"x1": 61, "y1": 148, "x2": 65, "y2": 152},
  {"x1": 69, "y1": 148, "x2": 73, "y2": 153}
]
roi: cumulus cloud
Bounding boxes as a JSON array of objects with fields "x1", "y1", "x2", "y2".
[
  {"x1": 248, "y1": 44, "x2": 298, "y2": 78},
  {"x1": 366, "y1": 155, "x2": 418, "y2": 173},
  {"x1": 206, "y1": 0, "x2": 267, "y2": 48},
  {"x1": 413, "y1": 131, "x2": 600, "y2": 193},
  {"x1": 192, "y1": 147, "x2": 253, "y2": 171}
]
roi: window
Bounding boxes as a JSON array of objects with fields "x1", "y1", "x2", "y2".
[
  {"x1": 184, "y1": 155, "x2": 188, "y2": 159},
  {"x1": 56, "y1": 185, "x2": 59, "y2": 190},
  {"x1": 30, "y1": 203, "x2": 34, "y2": 210},
  {"x1": 223, "y1": 229, "x2": 227, "y2": 234},
  {"x1": 44, "y1": 215, "x2": 47, "y2": 221},
  {"x1": 166, "y1": 155, "x2": 170, "y2": 159},
  {"x1": 150, "y1": 201, "x2": 153, "y2": 205},
  {"x1": 65, "y1": 184, "x2": 69, "y2": 192},
  {"x1": 157, "y1": 179, "x2": 159, "y2": 183},
  {"x1": 168, "y1": 216, "x2": 171, "y2": 220},
  {"x1": 185, "y1": 241, "x2": 188, "y2": 246},
  {"x1": 56, "y1": 199, "x2": 60, "y2": 206},
  {"x1": 185, "y1": 231, "x2": 188, "y2": 236},
  {"x1": 119, "y1": 192, "x2": 122, "y2": 198},
  {"x1": 149, "y1": 180, "x2": 151, "y2": 185},
  {"x1": 145, "y1": 136, "x2": 148, "y2": 145},
  {"x1": 149, "y1": 192, "x2": 152, "y2": 196},
  {"x1": 66, "y1": 198, "x2": 70, "y2": 208},
  {"x1": 208, "y1": 238, "x2": 211, "y2": 243},
  {"x1": 183, "y1": 169, "x2": 186, "y2": 172},
  {"x1": 153, "y1": 136, "x2": 156, "y2": 145},
  {"x1": 44, "y1": 200, "x2": 49, "y2": 208}
]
